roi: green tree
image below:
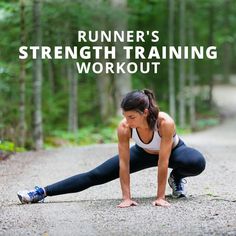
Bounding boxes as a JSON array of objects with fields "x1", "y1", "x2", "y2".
[{"x1": 32, "y1": 0, "x2": 43, "y2": 150}]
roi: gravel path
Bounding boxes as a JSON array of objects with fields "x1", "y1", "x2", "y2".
[{"x1": 0, "y1": 85, "x2": 236, "y2": 236}]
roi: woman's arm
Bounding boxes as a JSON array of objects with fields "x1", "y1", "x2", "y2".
[
  {"x1": 153, "y1": 120, "x2": 174, "y2": 207},
  {"x1": 117, "y1": 121, "x2": 138, "y2": 208},
  {"x1": 118, "y1": 124, "x2": 130, "y2": 200}
]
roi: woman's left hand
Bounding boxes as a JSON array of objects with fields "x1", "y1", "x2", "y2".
[{"x1": 152, "y1": 198, "x2": 171, "y2": 207}]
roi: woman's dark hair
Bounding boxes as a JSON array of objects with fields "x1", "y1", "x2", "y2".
[{"x1": 121, "y1": 89, "x2": 159, "y2": 130}]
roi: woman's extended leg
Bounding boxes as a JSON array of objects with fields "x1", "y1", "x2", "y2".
[
  {"x1": 17, "y1": 145, "x2": 157, "y2": 203},
  {"x1": 45, "y1": 144, "x2": 157, "y2": 196}
]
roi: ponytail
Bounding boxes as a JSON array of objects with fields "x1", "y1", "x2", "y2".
[
  {"x1": 121, "y1": 88, "x2": 159, "y2": 131},
  {"x1": 143, "y1": 89, "x2": 159, "y2": 130}
]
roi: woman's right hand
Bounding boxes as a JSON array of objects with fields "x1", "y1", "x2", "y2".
[
  {"x1": 117, "y1": 199, "x2": 138, "y2": 208},
  {"x1": 152, "y1": 198, "x2": 171, "y2": 207}
]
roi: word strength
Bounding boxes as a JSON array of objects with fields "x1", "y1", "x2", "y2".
[{"x1": 18, "y1": 30, "x2": 217, "y2": 75}]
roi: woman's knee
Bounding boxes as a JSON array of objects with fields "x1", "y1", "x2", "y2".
[{"x1": 189, "y1": 151, "x2": 206, "y2": 176}]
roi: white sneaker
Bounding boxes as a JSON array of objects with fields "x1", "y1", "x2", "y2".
[{"x1": 17, "y1": 186, "x2": 46, "y2": 204}]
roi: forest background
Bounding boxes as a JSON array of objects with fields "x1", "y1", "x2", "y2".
[{"x1": 0, "y1": 0, "x2": 235, "y2": 151}]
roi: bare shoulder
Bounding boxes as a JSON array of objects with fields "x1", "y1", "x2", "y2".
[
  {"x1": 158, "y1": 112, "x2": 175, "y2": 125},
  {"x1": 158, "y1": 112, "x2": 175, "y2": 136},
  {"x1": 117, "y1": 118, "x2": 131, "y2": 140}
]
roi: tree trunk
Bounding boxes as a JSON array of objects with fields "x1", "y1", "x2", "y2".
[
  {"x1": 94, "y1": 0, "x2": 114, "y2": 122},
  {"x1": 178, "y1": 0, "x2": 186, "y2": 128},
  {"x1": 47, "y1": 55, "x2": 56, "y2": 95},
  {"x1": 19, "y1": 0, "x2": 26, "y2": 147},
  {"x1": 32, "y1": 0, "x2": 43, "y2": 150},
  {"x1": 222, "y1": 0, "x2": 231, "y2": 83},
  {"x1": 188, "y1": 2, "x2": 196, "y2": 130},
  {"x1": 208, "y1": 3, "x2": 215, "y2": 107},
  {"x1": 222, "y1": 43, "x2": 231, "y2": 83},
  {"x1": 110, "y1": 0, "x2": 132, "y2": 116},
  {"x1": 96, "y1": 65, "x2": 114, "y2": 122},
  {"x1": 68, "y1": 63, "x2": 78, "y2": 133},
  {"x1": 168, "y1": 0, "x2": 176, "y2": 120}
]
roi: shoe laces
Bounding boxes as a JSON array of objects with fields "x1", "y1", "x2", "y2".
[
  {"x1": 28, "y1": 186, "x2": 45, "y2": 203},
  {"x1": 173, "y1": 177, "x2": 187, "y2": 191}
]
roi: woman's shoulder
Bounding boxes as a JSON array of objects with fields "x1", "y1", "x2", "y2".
[
  {"x1": 158, "y1": 112, "x2": 175, "y2": 124},
  {"x1": 157, "y1": 112, "x2": 175, "y2": 131}
]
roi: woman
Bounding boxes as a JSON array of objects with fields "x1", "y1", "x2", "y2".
[{"x1": 17, "y1": 89, "x2": 206, "y2": 207}]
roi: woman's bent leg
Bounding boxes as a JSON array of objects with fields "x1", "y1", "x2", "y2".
[
  {"x1": 168, "y1": 140, "x2": 206, "y2": 179},
  {"x1": 167, "y1": 139, "x2": 206, "y2": 197},
  {"x1": 45, "y1": 145, "x2": 157, "y2": 196}
]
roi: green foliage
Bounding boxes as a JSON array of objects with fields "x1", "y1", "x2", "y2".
[
  {"x1": 196, "y1": 118, "x2": 220, "y2": 130},
  {"x1": 0, "y1": 0, "x2": 235, "y2": 149},
  {"x1": 45, "y1": 125, "x2": 118, "y2": 149},
  {"x1": 0, "y1": 140, "x2": 25, "y2": 152},
  {"x1": 175, "y1": 126, "x2": 191, "y2": 135},
  {"x1": 44, "y1": 116, "x2": 120, "y2": 148},
  {"x1": 194, "y1": 97, "x2": 221, "y2": 130},
  {"x1": 0, "y1": 141, "x2": 15, "y2": 152}
]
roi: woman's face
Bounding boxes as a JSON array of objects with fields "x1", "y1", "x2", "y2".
[{"x1": 123, "y1": 110, "x2": 148, "y2": 128}]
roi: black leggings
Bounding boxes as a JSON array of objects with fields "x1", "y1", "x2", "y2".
[{"x1": 45, "y1": 139, "x2": 206, "y2": 196}]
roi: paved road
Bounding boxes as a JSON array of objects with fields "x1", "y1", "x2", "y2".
[{"x1": 0, "y1": 85, "x2": 236, "y2": 236}]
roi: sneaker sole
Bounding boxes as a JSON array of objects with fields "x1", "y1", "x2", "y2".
[
  {"x1": 17, "y1": 194, "x2": 24, "y2": 204},
  {"x1": 17, "y1": 194, "x2": 30, "y2": 204}
]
